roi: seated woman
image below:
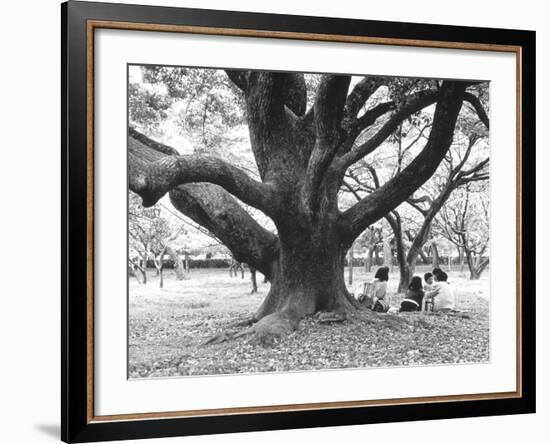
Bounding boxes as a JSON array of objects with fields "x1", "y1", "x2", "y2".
[
  {"x1": 370, "y1": 266, "x2": 390, "y2": 312},
  {"x1": 428, "y1": 269, "x2": 455, "y2": 311},
  {"x1": 399, "y1": 276, "x2": 425, "y2": 312}
]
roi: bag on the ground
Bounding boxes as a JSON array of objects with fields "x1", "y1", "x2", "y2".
[
  {"x1": 357, "y1": 282, "x2": 375, "y2": 305},
  {"x1": 372, "y1": 299, "x2": 389, "y2": 313}
]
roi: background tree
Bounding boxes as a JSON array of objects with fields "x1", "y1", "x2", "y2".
[
  {"x1": 341, "y1": 93, "x2": 489, "y2": 291},
  {"x1": 356, "y1": 225, "x2": 382, "y2": 272},
  {"x1": 129, "y1": 66, "x2": 489, "y2": 340},
  {"x1": 129, "y1": 193, "x2": 171, "y2": 284},
  {"x1": 129, "y1": 193, "x2": 187, "y2": 284},
  {"x1": 436, "y1": 184, "x2": 490, "y2": 279}
]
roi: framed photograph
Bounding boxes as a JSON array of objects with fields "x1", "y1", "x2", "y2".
[{"x1": 62, "y1": 1, "x2": 535, "y2": 442}]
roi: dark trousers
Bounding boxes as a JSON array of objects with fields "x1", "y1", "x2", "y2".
[{"x1": 399, "y1": 300, "x2": 420, "y2": 312}]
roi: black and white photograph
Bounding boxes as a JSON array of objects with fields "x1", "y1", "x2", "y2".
[{"x1": 127, "y1": 66, "x2": 491, "y2": 378}]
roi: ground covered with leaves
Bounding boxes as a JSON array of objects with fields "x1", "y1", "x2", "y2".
[{"x1": 128, "y1": 267, "x2": 489, "y2": 378}]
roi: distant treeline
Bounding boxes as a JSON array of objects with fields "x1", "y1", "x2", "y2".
[
  {"x1": 343, "y1": 256, "x2": 488, "y2": 267},
  {"x1": 140, "y1": 258, "x2": 233, "y2": 269},
  {"x1": 137, "y1": 256, "x2": 488, "y2": 270}
]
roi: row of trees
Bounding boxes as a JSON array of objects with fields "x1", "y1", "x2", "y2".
[
  {"x1": 128, "y1": 66, "x2": 491, "y2": 333},
  {"x1": 129, "y1": 192, "x2": 264, "y2": 291}
]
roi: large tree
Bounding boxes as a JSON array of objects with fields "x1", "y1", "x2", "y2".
[{"x1": 129, "y1": 69, "x2": 488, "y2": 339}]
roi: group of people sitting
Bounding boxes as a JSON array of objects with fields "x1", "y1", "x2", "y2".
[{"x1": 356, "y1": 266, "x2": 455, "y2": 313}]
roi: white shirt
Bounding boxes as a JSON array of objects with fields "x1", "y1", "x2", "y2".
[{"x1": 434, "y1": 282, "x2": 455, "y2": 310}]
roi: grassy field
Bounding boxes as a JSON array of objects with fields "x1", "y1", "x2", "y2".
[{"x1": 128, "y1": 265, "x2": 490, "y2": 378}]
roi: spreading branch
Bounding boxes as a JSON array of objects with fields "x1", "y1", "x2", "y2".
[
  {"x1": 301, "y1": 75, "x2": 351, "y2": 214},
  {"x1": 338, "y1": 81, "x2": 467, "y2": 241},
  {"x1": 342, "y1": 76, "x2": 385, "y2": 128},
  {"x1": 129, "y1": 135, "x2": 278, "y2": 216},
  {"x1": 129, "y1": 129, "x2": 280, "y2": 278},
  {"x1": 245, "y1": 72, "x2": 308, "y2": 178},
  {"x1": 335, "y1": 90, "x2": 440, "y2": 169}
]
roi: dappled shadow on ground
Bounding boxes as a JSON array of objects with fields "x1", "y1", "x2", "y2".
[{"x1": 128, "y1": 267, "x2": 490, "y2": 378}]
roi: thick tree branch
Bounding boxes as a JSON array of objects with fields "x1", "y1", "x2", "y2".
[
  {"x1": 169, "y1": 185, "x2": 279, "y2": 280},
  {"x1": 225, "y1": 69, "x2": 250, "y2": 92},
  {"x1": 246, "y1": 72, "x2": 307, "y2": 179},
  {"x1": 129, "y1": 135, "x2": 278, "y2": 216},
  {"x1": 301, "y1": 75, "x2": 351, "y2": 214},
  {"x1": 463, "y1": 92, "x2": 490, "y2": 129},
  {"x1": 128, "y1": 129, "x2": 280, "y2": 278},
  {"x1": 335, "y1": 90, "x2": 440, "y2": 169},
  {"x1": 406, "y1": 183, "x2": 455, "y2": 263},
  {"x1": 355, "y1": 101, "x2": 395, "y2": 132},
  {"x1": 342, "y1": 76, "x2": 384, "y2": 129},
  {"x1": 283, "y1": 73, "x2": 307, "y2": 117},
  {"x1": 338, "y1": 81, "x2": 467, "y2": 241}
]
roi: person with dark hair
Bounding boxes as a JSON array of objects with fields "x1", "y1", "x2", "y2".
[
  {"x1": 374, "y1": 266, "x2": 389, "y2": 281},
  {"x1": 423, "y1": 272, "x2": 437, "y2": 311},
  {"x1": 432, "y1": 268, "x2": 444, "y2": 280},
  {"x1": 399, "y1": 276, "x2": 425, "y2": 312},
  {"x1": 370, "y1": 266, "x2": 389, "y2": 312},
  {"x1": 424, "y1": 272, "x2": 434, "y2": 287},
  {"x1": 427, "y1": 269, "x2": 455, "y2": 311}
]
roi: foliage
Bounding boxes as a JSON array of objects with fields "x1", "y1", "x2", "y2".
[{"x1": 130, "y1": 66, "x2": 246, "y2": 151}]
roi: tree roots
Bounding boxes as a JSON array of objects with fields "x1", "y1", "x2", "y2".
[{"x1": 203, "y1": 312, "x2": 301, "y2": 347}]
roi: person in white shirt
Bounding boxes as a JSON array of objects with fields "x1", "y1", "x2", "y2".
[{"x1": 428, "y1": 269, "x2": 455, "y2": 311}]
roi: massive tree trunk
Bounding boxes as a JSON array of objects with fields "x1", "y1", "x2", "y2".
[
  {"x1": 129, "y1": 76, "x2": 469, "y2": 336},
  {"x1": 254, "y1": 233, "x2": 354, "y2": 322}
]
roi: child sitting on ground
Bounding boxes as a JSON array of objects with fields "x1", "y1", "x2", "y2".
[
  {"x1": 370, "y1": 266, "x2": 390, "y2": 312},
  {"x1": 399, "y1": 276, "x2": 425, "y2": 312},
  {"x1": 424, "y1": 272, "x2": 434, "y2": 291}
]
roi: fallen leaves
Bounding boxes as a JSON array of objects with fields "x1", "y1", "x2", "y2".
[
  {"x1": 128, "y1": 300, "x2": 489, "y2": 378},
  {"x1": 128, "y1": 269, "x2": 490, "y2": 379}
]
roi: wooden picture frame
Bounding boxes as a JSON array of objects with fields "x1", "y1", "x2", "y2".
[{"x1": 62, "y1": 1, "x2": 536, "y2": 442}]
